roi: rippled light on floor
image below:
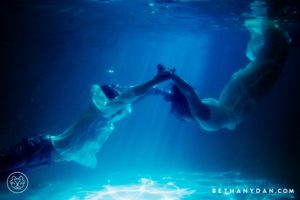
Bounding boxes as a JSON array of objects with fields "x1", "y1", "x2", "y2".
[
  {"x1": 0, "y1": 172, "x2": 295, "y2": 200},
  {"x1": 83, "y1": 177, "x2": 193, "y2": 200}
]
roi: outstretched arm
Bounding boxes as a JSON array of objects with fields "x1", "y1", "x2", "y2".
[
  {"x1": 170, "y1": 73, "x2": 211, "y2": 121},
  {"x1": 121, "y1": 75, "x2": 168, "y2": 99},
  {"x1": 98, "y1": 73, "x2": 169, "y2": 116},
  {"x1": 130, "y1": 86, "x2": 170, "y2": 105},
  {"x1": 170, "y1": 74, "x2": 198, "y2": 98}
]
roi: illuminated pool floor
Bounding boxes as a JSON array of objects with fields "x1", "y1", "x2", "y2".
[{"x1": 0, "y1": 172, "x2": 295, "y2": 200}]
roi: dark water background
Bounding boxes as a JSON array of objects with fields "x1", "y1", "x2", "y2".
[{"x1": 0, "y1": 0, "x2": 299, "y2": 195}]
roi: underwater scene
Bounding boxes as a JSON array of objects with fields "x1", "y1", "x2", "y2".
[{"x1": 0, "y1": 0, "x2": 299, "y2": 199}]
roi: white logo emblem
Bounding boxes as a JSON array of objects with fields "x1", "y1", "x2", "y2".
[{"x1": 7, "y1": 172, "x2": 29, "y2": 193}]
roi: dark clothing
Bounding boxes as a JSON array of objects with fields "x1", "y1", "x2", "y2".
[{"x1": 0, "y1": 135, "x2": 56, "y2": 181}]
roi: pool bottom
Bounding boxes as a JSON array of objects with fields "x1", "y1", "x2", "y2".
[{"x1": 0, "y1": 171, "x2": 295, "y2": 200}]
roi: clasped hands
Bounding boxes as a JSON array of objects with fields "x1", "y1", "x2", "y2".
[{"x1": 156, "y1": 64, "x2": 176, "y2": 80}]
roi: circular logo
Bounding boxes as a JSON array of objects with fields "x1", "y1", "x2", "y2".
[{"x1": 6, "y1": 172, "x2": 29, "y2": 193}]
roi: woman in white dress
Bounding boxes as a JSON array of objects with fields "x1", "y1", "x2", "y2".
[{"x1": 0, "y1": 69, "x2": 169, "y2": 180}]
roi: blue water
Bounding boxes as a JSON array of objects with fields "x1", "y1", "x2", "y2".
[{"x1": 0, "y1": 0, "x2": 299, "y2": 199}]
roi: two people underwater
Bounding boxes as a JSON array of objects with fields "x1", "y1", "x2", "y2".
[{"x1": 0, "y1": 18, "x2": 290, "y2": 180}]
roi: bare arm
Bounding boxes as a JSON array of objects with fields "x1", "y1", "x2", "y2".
[
  {"x1": 170, "y1": 74, "x2": 198, "y2": 98},
  {"x1": 101, "y1": 74, "x2": 169, "y2": 115},
  {"x1": 170, "y1": 73, "x2": 211, "y2": 121},
  {"x1": 122, "y1": 75, "x2": 167, "y2": 98}
]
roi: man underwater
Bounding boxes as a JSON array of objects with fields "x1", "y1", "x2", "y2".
[
  {"x1": 155, "y1": 19, "x2": 290, "y2": 131},
  {"x1": 0, "y1": 70, "x2": 169, "y2": 180}
]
